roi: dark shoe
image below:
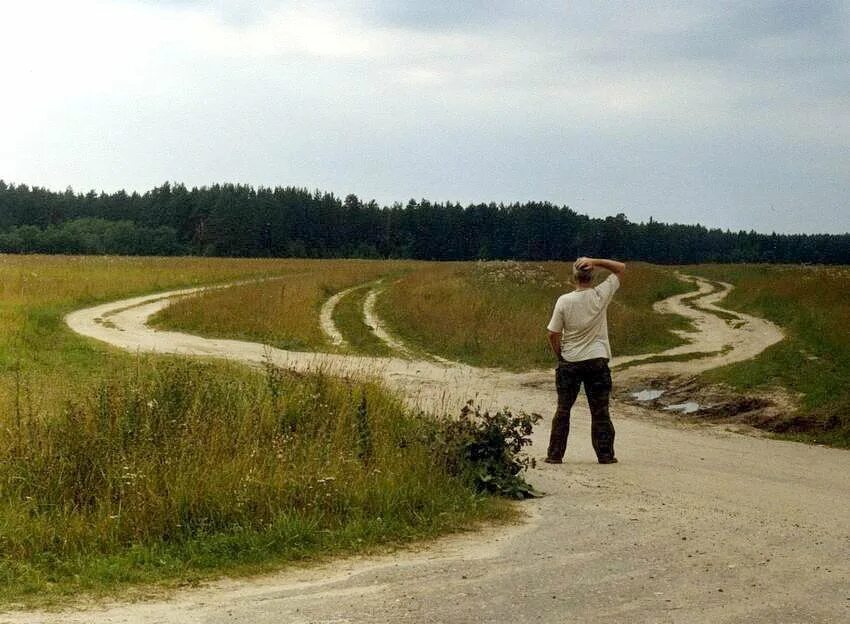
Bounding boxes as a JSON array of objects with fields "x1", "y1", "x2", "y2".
[
  {"x1": 543, "y1": 457, "x2": 563, "y2": 464},
  {"x1": 598, "y1": 457, "x2": 618, "y2": 464}
]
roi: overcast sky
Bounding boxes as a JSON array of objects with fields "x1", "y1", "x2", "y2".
[{"x1": 1, "y1": 1, "x2": 848, "y2": 233}]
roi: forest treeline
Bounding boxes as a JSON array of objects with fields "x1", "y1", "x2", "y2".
[{"x1": 0, "y1": 181, "x2": 847, "y2": 263}]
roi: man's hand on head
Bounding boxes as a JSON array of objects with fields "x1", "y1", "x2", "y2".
[{"x1": 575, "y1": 257, "x2": 593, "y2": 272}]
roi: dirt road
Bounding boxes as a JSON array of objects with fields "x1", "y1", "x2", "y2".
[{"x1": 7, "y1": 277, "x2": 847, "y2": 623}]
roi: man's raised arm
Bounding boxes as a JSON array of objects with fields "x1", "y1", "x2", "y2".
[{"x1": 577, "y1": 257, "x2": 626, "y2": 277}]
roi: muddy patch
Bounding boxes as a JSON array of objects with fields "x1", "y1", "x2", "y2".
[
  {"x1": 618, "y1": 375, "x2": 795, "y2": 431},
  {"x1": 664, "y1": 401, "x2": 701, "y2": 414},
  {"x1": 631, "y1": 389, "x2": 665, "y2": 401}
]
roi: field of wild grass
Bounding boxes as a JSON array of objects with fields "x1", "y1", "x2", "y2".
[
  {"x1": 377, "y1": 261, "x2": 694, "y2": 370},
  {"x1": 687, "y1": 264, "x2": 850, "y2": 446},
  {"x1": 331, "y1": 283, "x2": 394, "y2": 356},
  {"x1": 0, "y1": 255, "x2": 296, "y2": 407},
  {"x1": 1, "y1": 358, "x2": 501, "y2": 600},
  {"x1": 152, "y1": 260, "x2": 409, "y2": 351},
  {"x1": 0, "y1": 255, "x2": 505, "y2": 603},
  {"x1": 160, "y1": 260, "x2": 696, "y2": 369}
]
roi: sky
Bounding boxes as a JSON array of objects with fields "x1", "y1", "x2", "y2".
[{"x1": 1, "y1": 0, "x2": 848, "y2": 234}]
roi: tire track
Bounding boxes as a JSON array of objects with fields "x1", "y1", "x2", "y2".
[{"x1": 318, "y1": 283, "x2": 367, "y2": 348}]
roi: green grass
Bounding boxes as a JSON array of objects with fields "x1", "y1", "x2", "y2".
[
  {"x1": 681, "y1": 278, "x2": 741, "y2": 322},
  {"x1": 686, "y1": 264, "x2": 850, "y2": 447},
  {"x1": 0, "y1": 357, "x2": 508, "y2": 604},
  {"x1": 0, "y1": 255, "x2": 298, "y2": 412},
  {"x1": 149, "y1": 260, "x2": 695, "y2": 370},
  {"x1": 611, "y1": 350, "x2": 725, "y2": 371},
  {"x1": 332, "y1": 284, "x2": 393, "y2": 357}
]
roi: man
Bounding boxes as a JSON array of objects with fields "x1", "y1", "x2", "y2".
[{"x1": 545, "y1": 256, "x2": 626, "y2": 465}]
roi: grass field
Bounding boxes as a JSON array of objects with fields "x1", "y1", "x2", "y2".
[
  {"x1": 0, "y1": 255, "x2": 505, "y2": 603},
  {"x1": 377, "y1": 261, "x2": 695, "y2": 370},
  {"x1": 146, "y1": 258, "x2": 849, "y2": 446},
  {"x1": 151, "y1": 259, "x2": 404, "y2": 352},
  {"x1": 687, "y1": 264, "x2": 850, "y2": 446},
  {"x1": 0, "y1": 255, "x2": 289, "y2": 408},
  {"x1": 158, "y1": 260, "x2": 696, "y2": 369}
]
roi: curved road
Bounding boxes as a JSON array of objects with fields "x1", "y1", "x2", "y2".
[{"x1": 6, "y1": 277, "x2": 847, "y2": 623}]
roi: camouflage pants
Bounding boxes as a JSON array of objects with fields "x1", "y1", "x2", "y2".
[{"x1": 547, "y1": 357, "x2": 616, "y2": 462}]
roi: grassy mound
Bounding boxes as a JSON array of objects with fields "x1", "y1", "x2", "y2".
[
  {"x1": 331, "y1": 284, "x2": 394, "y2": 356},
  {"x1": 151, "y1": 260, "x2": 406, "y2": 352}
]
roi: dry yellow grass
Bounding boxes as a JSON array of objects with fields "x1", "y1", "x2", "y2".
[
  {"x1": 152, "y1": 259, "x2": 412, "y2": 350},
  {"x1": 0, "y1": 254, "x2": 292, "y2": 308},
  {"x1": 377, "y1": 261, "x2": 693, "y2": 370},
  {"x1": 0, "y1": 255, "x2": 311, "y2": 412},
  {"x1": 148, "y1": 259, "x2": 694, "y2": 369}
]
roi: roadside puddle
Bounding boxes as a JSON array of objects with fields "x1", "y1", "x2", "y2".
[
  {"x1": 631, "y1": 389, "x2": 664, "y2": 401},
  {"x1": 628, "y1": 389, "x2": 704, "y2": 414},
  {"x1": 663, "y1": 401, "x2": 702, "y2": 414}
]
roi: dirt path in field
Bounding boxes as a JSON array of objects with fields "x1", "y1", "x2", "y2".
[
  {"x1": 610, "y1": 275, "x2": 784, "y2": 383},
  {"x1": 10, "y1": 277, "x2": 847, "y2": 623},
  {"x1": 318, "y1": 283, "x2": 363, "y2": 347},
  {"x1": 361, "y1": 283, "x2": 417, "y2": 358}
]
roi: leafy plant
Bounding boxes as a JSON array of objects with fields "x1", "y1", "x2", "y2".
[{"x1": 428, "y1": 401, "x2": 542, "y2": 499}]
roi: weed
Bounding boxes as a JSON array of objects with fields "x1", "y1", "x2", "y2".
[
  {"x1": 356, "y1": 390, "x2": 373, "y2": 464},
  {"x1": 427, "y1": 401, "x2": 542, "y2": 499}
]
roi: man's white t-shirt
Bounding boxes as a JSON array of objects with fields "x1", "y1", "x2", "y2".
[{"x1": 546, "y1": 274, "x2": 620, "y2": 362}]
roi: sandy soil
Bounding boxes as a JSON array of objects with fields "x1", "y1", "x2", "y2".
[{"x1": 7, "y1": 277, "x2": 847, "y2": 623}]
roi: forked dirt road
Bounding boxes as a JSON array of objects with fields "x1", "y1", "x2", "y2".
[{"x1": 6, "y1": 277, "x2": 847, "y2": 623}]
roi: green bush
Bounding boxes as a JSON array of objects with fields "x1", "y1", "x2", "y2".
[{"x1": 428, "y1": 401, "x2": 542, "y2": 499}]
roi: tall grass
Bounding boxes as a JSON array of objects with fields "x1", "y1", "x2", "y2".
[
  {"x1": 687, "y1": 264, "x2": 850, "y2": 446},
  {"x1": 377, "y1": 261, "x2": 694, "y2": 370},
  {"x1": 147, "y1": 260, "x2": 692, "y2": 369},
  {"x1": 0, "y1": 357, "x2": 505, "y2": 600},
  {"x1": 152, "y1": 260, "x2": 408, "y2": 351}
]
